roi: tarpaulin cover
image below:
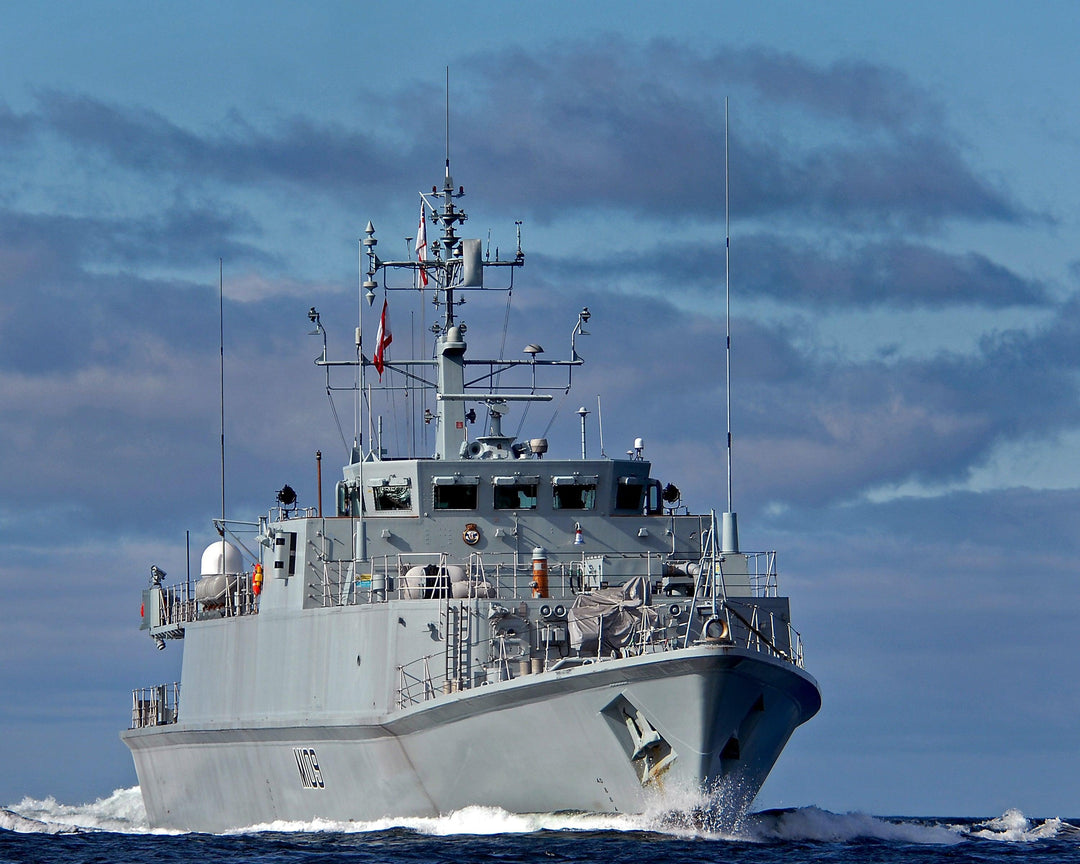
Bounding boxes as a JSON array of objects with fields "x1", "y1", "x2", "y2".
[{"x1": 568, "y1": 576, "x2": 658, "y2": 656}]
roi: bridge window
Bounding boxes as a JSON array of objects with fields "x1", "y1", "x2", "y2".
[
  {"x1": 552, "y1": 476, "x2": 597, "y2": 510},
  {"x1": 615, "y1": 476, "x2": 645, "y2": 512},
  {"x1": 493, "y1": 475, "x2": 539, "y2": 510},
  {"x1": 372, "y1": 483, "x2": 412, "y2": 511},
  {"x1": 433, "y1": 476, "x2": 479, "y2": 510}
]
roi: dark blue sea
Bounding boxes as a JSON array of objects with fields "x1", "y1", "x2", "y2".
[{"x1": 3, "y1": 788, "x2": 1079, "y2": 864}]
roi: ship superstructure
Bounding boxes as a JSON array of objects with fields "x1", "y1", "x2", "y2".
[{"x1": 122, "y1": 158, "x2": 820, "y2": 832}]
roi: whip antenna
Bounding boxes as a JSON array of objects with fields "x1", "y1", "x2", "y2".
[
  {"x1": 722, "y1": 98, "x2": 739, "y2": 553},
  {"x1": 219, "y1": 258, "x2": 226, "y2": 528}
]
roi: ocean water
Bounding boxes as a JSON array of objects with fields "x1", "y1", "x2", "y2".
[{"x1": 2, "y1": 788, "x2": 1079, "y2": 864}]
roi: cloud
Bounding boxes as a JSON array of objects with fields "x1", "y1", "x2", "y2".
[
  {"x1": 0, "y1": 102, "x2": 32, "y2": 148},
  {"x1": 2, "y1": 40, "x2": 1027, "y2": 233},
  {"x1": 102, "y1": 201, "x2": 275, "y2": 269},
  {"x1": 508, "y1": 282, "x2": 1080, "y2": 512},
  {"x1": 31, "y1": 90, "x2": 410, "y2": 199},
  {"x1": 782, "y1": 485, "x2": 1080, "y2": 557},
  {"x1": 454, "y1": 40, "x2": 1025, "y2": 226},
  {"x1": 714, "y1": 47, "x2": 944, "y2": 133},
  {"x1": 729, "y1": 307, "x2": 1080, "y2": 507},
  {"x1": 541, "y1": 235, "x2": 1048, "y2": 310},
  {"x1": 0, "y1": 38, "x2": 1063, "y2": 540},
  {"x1": 0, "y1": 246, "x2": 338, "y2": 540},
  {"x1": 0, "y1": 203, "x2": 271, "y2": 285}
]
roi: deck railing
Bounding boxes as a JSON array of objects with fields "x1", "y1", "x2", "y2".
[
  {"x1": 149, "y1": 576, "x2": 259, "y2": 631},
  {"x1": 311, "y1": 548, "x2": 783, "y2": 609},
  {"x1": 130, "y1": 683, "x2": 180, "y2": 728},
  {"x1": 393, "y1": 596, "x2": 806, "y2": 710}
]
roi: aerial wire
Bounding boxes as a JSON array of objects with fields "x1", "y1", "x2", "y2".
[
  {"x1": 219, "y1": 258, "x2": 226, "y2": 529},
  {"x1": 218, "y1": 258, "x2": 227, "y2": 573},
  {"x1": 724, "y1": 97, "x2": 733, "y2": 515}
]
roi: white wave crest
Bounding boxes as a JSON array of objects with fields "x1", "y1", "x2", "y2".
[
  {"x1": 966, "y1": 809, "x2": 1077, "y2": 843},
  {"x1": 0, "y1": 808, "x2": 79, "y2": 834},
  {"x1": 1, "y1": 786, "x2": 160, "y2": 834},
  {"x1": 228, "y1": 803, "x2": 967, "y2": 844},
  {"x1": 4, "y1": 788, "x2": 1076, "y2": 845},
  {"x1": 231, "y1": 806, "x2": 651, "y2": 836},
  {"x1": 231, "y1": 775, "x2": 753, "y2": 837}
]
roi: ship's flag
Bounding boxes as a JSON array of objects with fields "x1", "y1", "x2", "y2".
[
  {"x1": 374, "y1": 298, "x2": 392, "y2": 378},
  {"x1": 416, "y1": 201, "x2": 428, "y2": 287}
]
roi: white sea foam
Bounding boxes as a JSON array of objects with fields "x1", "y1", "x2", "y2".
[
  {"x1": 0, "y1": 807, "x2": 79, "y2": 834},
  {"x1": 232, "y1": 806, "x2": 650, "y2": 836},
  {"x1": 965, "y1": 808, "x2": 1076, "y2": 843},
  {"x1": 3, "y1": 788, "x2": 1076, "y2": 844},
  {"x1": 1, "y1": 786, "x2": 164, "y2": 834}
]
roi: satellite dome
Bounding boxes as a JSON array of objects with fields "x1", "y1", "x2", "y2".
[{"x1": 200, "y1": 539, "x2": 243, "y2": 577}]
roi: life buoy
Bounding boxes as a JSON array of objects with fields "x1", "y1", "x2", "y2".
[
  {"x1": 703, "y1": 616, "x2": 729, "y2": 641},
  {"x1": 253, "y1": 563, "x2": 264, "y2": 596}
]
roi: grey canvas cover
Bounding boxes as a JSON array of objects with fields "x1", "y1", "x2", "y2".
[{"x1": 567, "y1": 576, "x2": 658, "y2": 655}]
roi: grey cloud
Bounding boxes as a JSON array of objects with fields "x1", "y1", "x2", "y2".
[
  {"x1": 521, "y1": 284, "x2": 1080, "y2": 511},
  {"x1": 977, "y1": 290, "x2": 1080, "y2": 375},
  {"x1": 12, "y1": 41, "x2": 1026, "y2": 230},
  {"x1": 731, "y1": 315, "x2": 1080, "y2": 507},
  {"x1": 539, "y1": 235, "x2": 1048, "y2": 310},
  {"x1": 715, "y1": 47, "x2": 944, "y2": 132},
  {"x1": 0, "y1": 204, "x2": 270, "y2": 280},
  {"x1": 104, "y1": 201, "x2": 274, "y2": 268},
  {"x1": 764, "y1": 133, "x2": 1020, "y2": 228},
  {"x1": 0, "y1": 40, "x2": 1060, "y2": 550},
  {"x1": 0, "y1": 105, "x2": 33, "y2": 152},
  {"x1": 0, "y1": 205, "x2": 277, "y2": 375},
  {"x1": 34, "y1": 90, "x2": 410, "y2": 196},
  {"x1": 0, "y1": 297, "x2": 331, "y2": 540},
  {"x1": 457, "y1": 40, "x2": 1024, "y2": 226},
  {"x1": 781, "y1": 486, "x2": 1080, "y2": 555},
  {"x1": 739, "y1": 235, "x2": 1048, "y2": 308}
]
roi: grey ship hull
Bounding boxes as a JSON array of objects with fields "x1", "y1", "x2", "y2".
[{"x1": 124, "y1": 644, "x2": 819, "y2": 833}]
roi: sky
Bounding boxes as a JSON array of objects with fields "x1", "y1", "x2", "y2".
[{"x1": 1, "y1": 0, "x2": 1079, "y2": 819}]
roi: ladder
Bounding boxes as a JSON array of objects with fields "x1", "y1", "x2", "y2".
[{"x1": 445, "y1": 602, "x2": 472, "y2": 691}]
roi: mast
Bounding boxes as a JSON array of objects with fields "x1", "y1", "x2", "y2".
[
  {"x1": 432, "y1": 77, "x2": 468, "y2": 460},
  {"x1": 354, "y1": 93, "x2": 545, "y2": 464},
  {"x1": 440, "y1": 66, "x2": 459, "y2": 335}
]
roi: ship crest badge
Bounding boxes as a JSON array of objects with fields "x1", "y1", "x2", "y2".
[{"x1": 462, "y1": 523, "x2": 480, "y2": 545}]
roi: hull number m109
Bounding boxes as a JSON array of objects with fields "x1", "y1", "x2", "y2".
[{"x1": 293, "y1": 747, "x2": 325, "y2": 789}]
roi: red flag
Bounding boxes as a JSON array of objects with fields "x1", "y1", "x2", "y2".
[
  {"x1": 374, "y1": 298, "x2": 392, "y2": 378},
  {"x1": 416, "y1": 201, "x2": 428, "y2": 287}
]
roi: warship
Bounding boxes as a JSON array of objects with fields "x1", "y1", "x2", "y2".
[{"x1": 122, "y1": 155, "x2": 821, "y2": 832}]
